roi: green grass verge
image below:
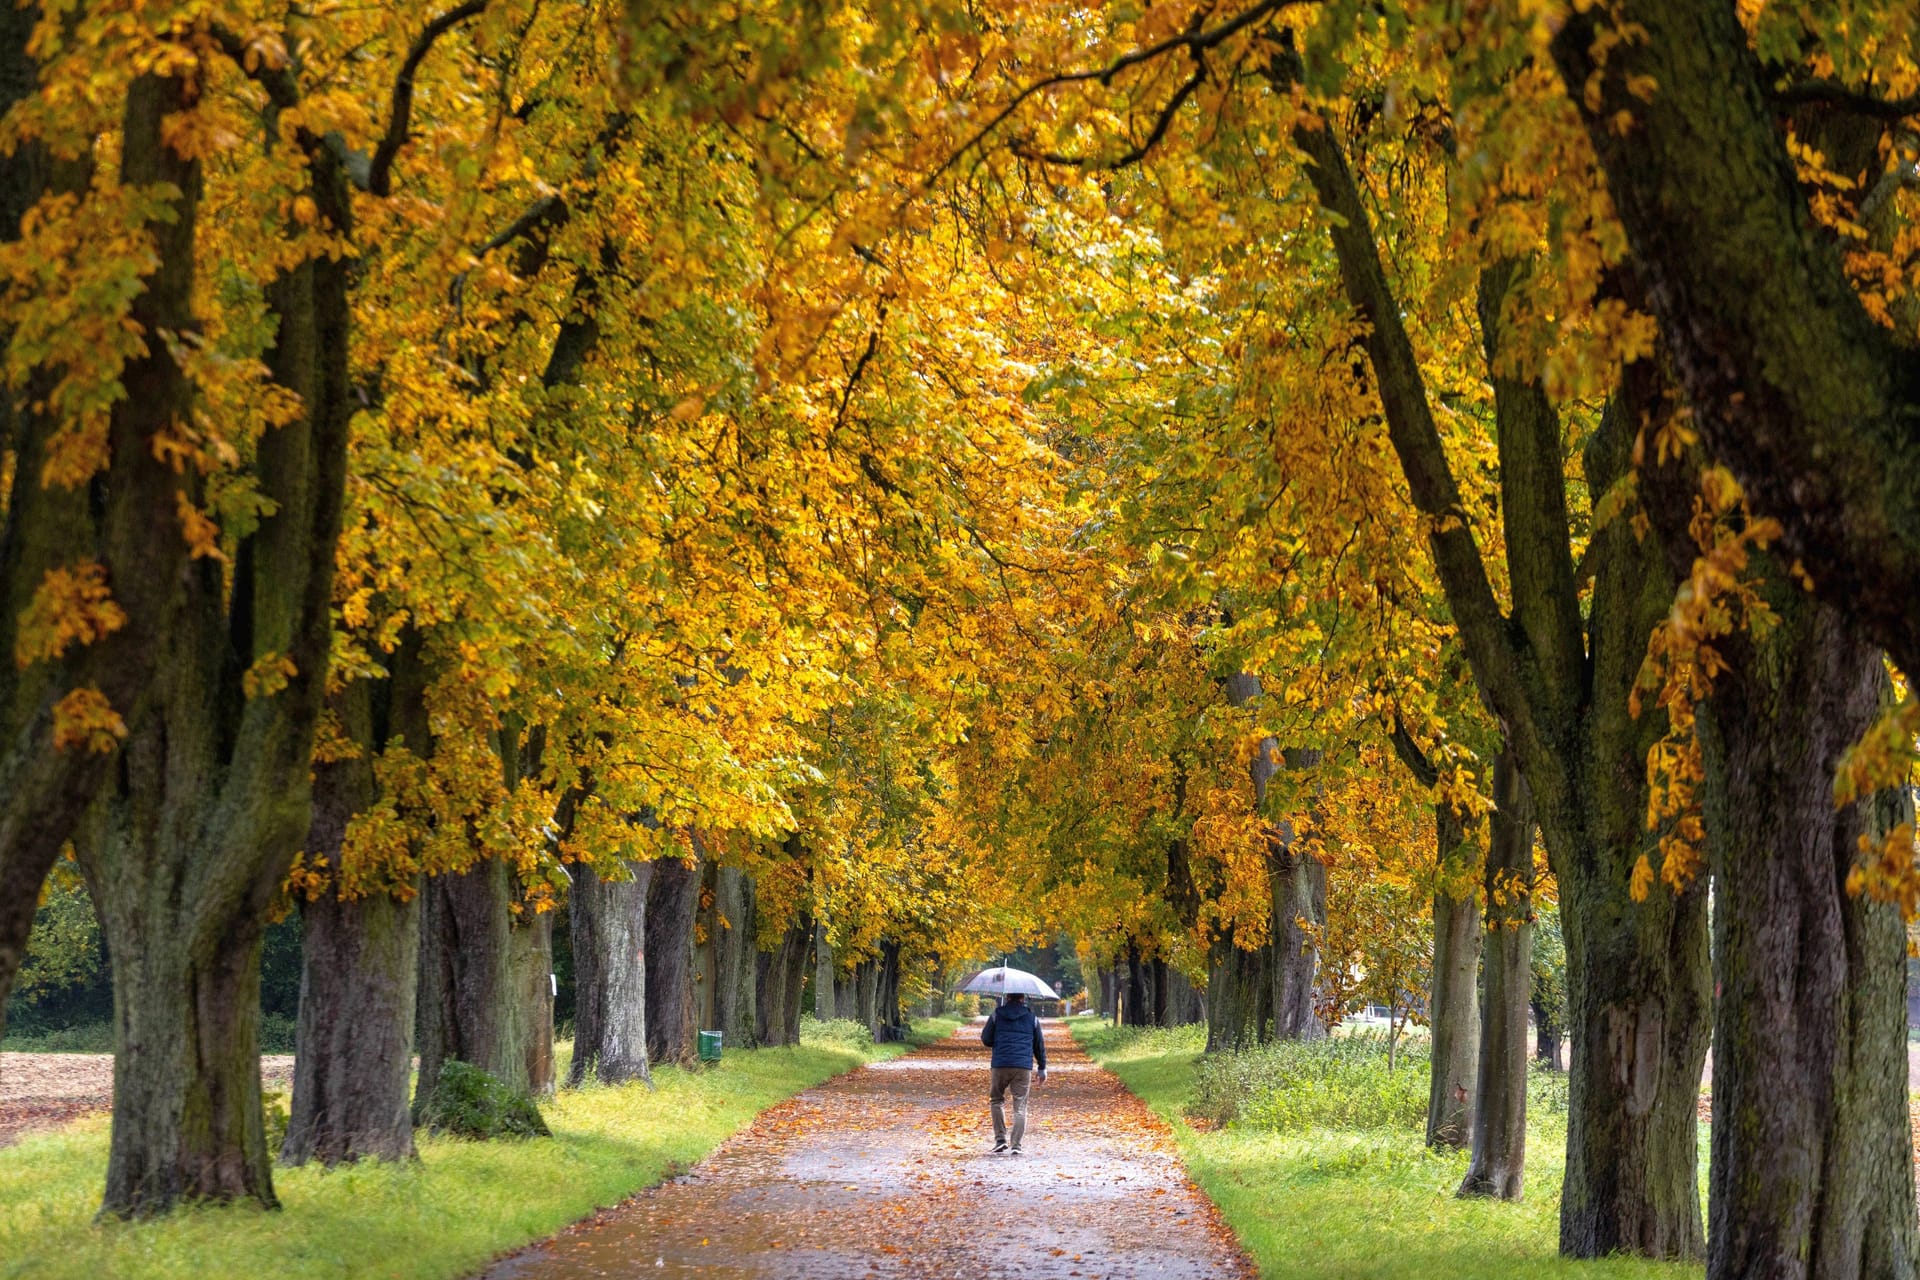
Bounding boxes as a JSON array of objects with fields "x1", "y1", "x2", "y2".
[
  {"x1": 1072, "y1": 1020, "x2": 1703, "y2": 1280},
  {"x1": 0, "y1": 1017, "x2": 961, "y2": 1280}
]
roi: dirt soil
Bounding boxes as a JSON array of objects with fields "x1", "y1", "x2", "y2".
[
  {"x1": 0, "y1": 1052, "x2": 294, "y2": 1148},
  {"x1": 481, "y1": 1021, "x2": 1254, "y2": 1280}
]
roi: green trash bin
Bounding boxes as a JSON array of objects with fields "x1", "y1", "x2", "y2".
[{"x1": 697, "y1": 1030, "x2": 723, "y2": 1063}]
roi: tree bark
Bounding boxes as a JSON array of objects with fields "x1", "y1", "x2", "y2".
[
  {"x1": 697, "y1": 862, "x2": 757, "y2": 1048},
  {"x1": 1548, "y1": 1, "x2": 1920, "y2": 685},
  {"x1": 1206, "y1": 929, "x2": 1271, "y2": 1050},
  {"x1": 644, "y1": 855, "x2": 698, "y2": 1067},
  {"x1": 416, "y1": 858, "x2": 525, "y2": 1105},
  {"x1": 877, "y1": 940, "x2": 904, "y2": 1040},
  {"x1": 1122, "y1": 943, "x2": 1153, "y2": 1027},
  {"x1": 1461, "y1": 750, "x2": 1534, "y2": 1200},
  {"x1": 567, "y1": 858, "x2": 652, "y2": 1087},
  {"x1": 756, "y1": 911, "x2": 811, "y2": 1047},
  {"x1": 855, "y1": 957, "x2": 880, "y2": 1036},
  {"x1": 1427, "y1": 803, "x2": 1480, "y2": 1150},
  {"x1": 1700, "y1": 600, "x2": 1919, "y2": 1280},
  {"x1": 74, "y1": 58, "x2": 351, "y2": 1216},
  {"x1": 511, "y1": 906, "x2": 555, "y2": 1098},
  {"x1": 283, "y1": 888, "x2": 419, "y2": 1165},
  {"x1": 283, "y1": 650, "x2": 427, "y2": 1167},
  {"x1": 0, "y1": 10, "x2": 188, "y2": 1071},
  {"x1": 812, "y1": 921, "x2": 834, "y2": 1020}
]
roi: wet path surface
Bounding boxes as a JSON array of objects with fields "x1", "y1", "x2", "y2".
[{"x1": 481, "y1": 1020, "x2": 1253, "y2": 1279}]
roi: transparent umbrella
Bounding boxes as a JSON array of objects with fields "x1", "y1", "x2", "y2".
[{"x1": 958, "y1": 965, "x2": 1060, "y2": 999}]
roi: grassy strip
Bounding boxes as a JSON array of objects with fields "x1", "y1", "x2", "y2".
[
  {"x1": 0, "y1": 1018, "x2": 960, "y2": 1280},
  {"x1": 1072, "y1": 1020, "x2": 1702, "y2": 1280}
]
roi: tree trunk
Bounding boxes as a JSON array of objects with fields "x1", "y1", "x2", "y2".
[
  {"x1": 83, "y1": 852, "x2": 278, "y2": 1216},
  {"x1": 778, "y1": 918, "x2": 809, "y2": 1045},
  {"x1": 1555, "y1": 860, "x2": 1709, "y2": 1258},
  {"x1": 416, "y1": 858, "x2": 524, "y2": 1106},
  {"x1": 283, "y1": 669, "x2": 423, "y2": 1167},
  {"x1": 567, "y1": 858, "x2": 652, "y2": 1087},
  {"x1": 1272, "y1": 843, "x2": 1328, "y2": 1040},
  {"x1": 812, "y1": 922, "x2": 834, "y2": 1020},
  {"x1": 1701, "y1": 600, "x2": 1919, "y2": 1280},
  {"x1": 512, "y1": 906, "x2": 555, "y2": 1098},
  {"x1": 1123, "y1": 944, "x2": 1153, "y2": 1027},
  {"x1": 75, "y1": 59, "x2": 351, "y2": 1216},
  {"x1": 855, "y1": 958, "x2": 880, "y2": 1036},
  {"x1": 833, "y1": 967, "x2": 857, "y2": 1022},
  {"x1": 697, "y1": 863, "x2": 756, "y2": 1048},
  {"x1": 1206, "y1": 930, "x2": 1272, "y2": 1050},
  {"x1": 283, "y1": 889, "x2": 419, "y2": 1165},
  {"x1": 1534, "y1": 1007, "x2": 1563, "y2": 1071},
  {"x1": 756, "y1": 911, "x2": 811, "y2": 1047},
  {"x1": 1427, "y1": 803, "x2": 1481, "y2": 1150},
  {"x1": 644, "y1": 855, "x2": 698, "y2": 1067},
  {"x1": 1461, "y1": 750, "x2": 1533, "y2": 1199},
  {"x1": 877, "y1": 940, "x2": 904, "y2": 1041}
]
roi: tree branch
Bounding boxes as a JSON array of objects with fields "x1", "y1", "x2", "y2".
[
  {"x1": 923, "y1": 0, "x2": 1290, "y2": 191},
  {"x1": 367, "y1": 0, "x2": 490, "y2": 197},
  {"x1": 1266, "y1": 38, "x2": 1533, "y2": 741},
  {"x1": 1477, "y1": 260, "x2": 1585, "y2": 718},
  {"x1": 1766, "y1": 79, "x2": 1920, "y2": 122}
]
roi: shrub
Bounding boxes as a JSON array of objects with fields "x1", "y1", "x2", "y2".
[
  {"x1": 1192, "y1": 1032, "x2": 1429, "y2": 1133},
  {"x1": 0, "y1": 1021, "x2": 114, "y2": 1053},
  {"x1": 798, "y1": 1017, "x2": 874, "y2": 1050},
  {"x1": 258, "y1": 1012, "x2": 297, "y2": 1054},
  {"x1": 415, "y1": 1060, "x2": 551, "y2": 1140}
]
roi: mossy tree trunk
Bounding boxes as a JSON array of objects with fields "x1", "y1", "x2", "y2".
[
  {"x1": 75, "y1": 61, "x2": 351, "y2": 1216},
  {"x1": 0, "y1": 25, "x2": 195, "y2": 1069},
  {"x1": 1698, "y1": 598, "x2": 1918, "y2": 1280},
  {"x1": 696, "y1": 862, "x2": 757, "y2": 1048},
  {"x1": 1391, "y1": 712, "x2": 1482, "y2": 1151},
  {"x1": 417, "y1": 857, "x2": 527, "y2": 1104},
  {"x1": 511, "y1": 907, "x2": 555, "y2": 1098},
  {"x1": 1548, "y1": 0, "x2": 1920, "y2": 685},
  {"x1": 1426, "y1": 805, "x2": 1480, "y2": 1150},
  {"x1": 1461, "y1": 749, "x2": 1533, "y2": 1200}
]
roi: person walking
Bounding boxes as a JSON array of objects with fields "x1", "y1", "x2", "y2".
[{"x1": 982, "y1": 992, "x2": 1047, "y2": 1154}]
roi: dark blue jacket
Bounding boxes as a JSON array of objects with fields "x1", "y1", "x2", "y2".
[{"x1": 981, "y1": 1000, "x2": 1046, "y2": 1071}]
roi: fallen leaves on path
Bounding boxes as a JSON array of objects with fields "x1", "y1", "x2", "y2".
[{"x1": 481, "y1": 1022, "x2": 1254, "y2": 1279}]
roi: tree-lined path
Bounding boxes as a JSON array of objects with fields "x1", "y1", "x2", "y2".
[{"x1": 483, "y1": 1022, "x2": 1252, "y2": 1280}]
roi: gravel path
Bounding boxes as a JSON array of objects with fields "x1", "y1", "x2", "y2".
[{"x1": 480, "y1": 1021, "x2": 1254, "y2": 1280}]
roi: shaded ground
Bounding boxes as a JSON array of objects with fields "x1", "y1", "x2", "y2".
[
  {"x1": 482, "y1": 1020, "x2": 1253, "y2": 1280},
  {"x1": 0, "y1": 1052, "x2": 295, "y2": 1148}
]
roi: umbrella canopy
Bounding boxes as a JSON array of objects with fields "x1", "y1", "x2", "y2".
[{"x1": 958, "y1": 965, "x2": 1060, "y2": 999}]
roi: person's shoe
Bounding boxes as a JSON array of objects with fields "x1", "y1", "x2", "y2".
[
  {"x1": 1010, "y1": 1146, "x2": 1023, "y2": 1156},
  {"x1": 992, "y1": 1140, "x2": 1008, "y2": 1153}
]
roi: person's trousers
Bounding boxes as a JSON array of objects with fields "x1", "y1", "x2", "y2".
[{"x1": 989, "y1": 1067, "x2": 1031, "y2": 1147}]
